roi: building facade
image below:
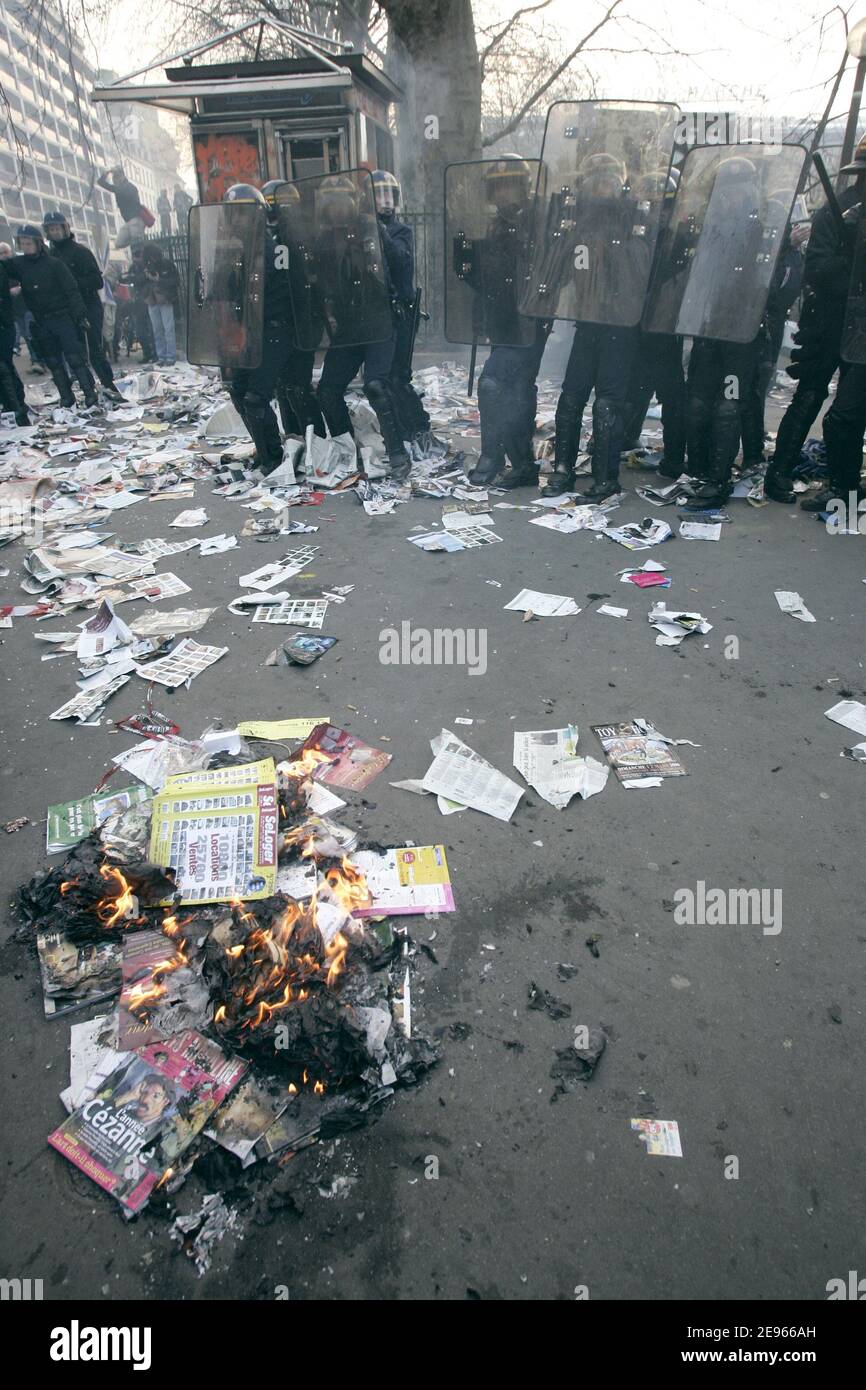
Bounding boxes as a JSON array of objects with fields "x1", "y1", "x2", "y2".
[{"x1": 0, "y1": 1, "x2": 191, "y2": 259}]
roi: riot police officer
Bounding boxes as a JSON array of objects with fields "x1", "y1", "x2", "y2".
[
  {"x1": 371, "y1": 169, "x2": 439, "y2": 454},
  {"x1": 42, "y1": 211, "x2": 124, "y2": 402},
  {"x1": 7, "y1": 223, "x2": 97, "y2": 410},
  {"x1": 260, "y1": 179, "x2": 324, "y2": 441},
  {"x1": 314, "y1": 173, "x2": 411, "y2": 481},
  {"x1": 546, "y1": 155, "x2": 647, "y2": 499},
  {"x1": 459, "y1": 157, "x2": 548, "y2": 488},
  {"x1": 221, "y1": 183, "x2": 296, "y2": 474},
  {"x1": 765, "y1": 143, "x2": 866, "y2": 506}
]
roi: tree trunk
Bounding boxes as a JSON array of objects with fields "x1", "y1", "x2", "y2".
[{"x1": 382, "y1": 0, "x2": 482, "y2": 336}]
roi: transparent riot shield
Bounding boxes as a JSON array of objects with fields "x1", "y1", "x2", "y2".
[
  {"x1": 275, "y1": 169, "x2": 393, "y2": 352},
  {"x1": 643, "y1": 142, "x2": 809, "y2": 343},
  {"x1": 186, "y1": 203, "x2": 266, "y2": 368},
  {"x1": 444, "y1": 159, "x2": 540, "y2": 346},
  {"x1": 841, "y1": 200, "x2": 866, "y2": 363},
  {"x1": 519, "y1": 100, "x2": 680, "y2": 327}
]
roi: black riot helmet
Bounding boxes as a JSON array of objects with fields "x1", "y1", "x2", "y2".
[
  {"x1": 15, "y1": 223, "x2": 45, "y2": 254},
  {"x1": 42, "y1": 210, "x2": 70, "y2": 242}
]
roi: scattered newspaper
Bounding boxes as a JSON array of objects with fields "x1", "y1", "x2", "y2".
[
  {"x1": 631, "y1": 1118, "x2": 683, "y2": 1157},
  {"x1": 775, "y1": 590, "x2": 815, "y2": 623},
  {"x1": 606, "y1": 518, "x2": 672, "y2": 550},
  {"x1": 679, "y1": 521, "x2": 722, "y2": 540},
  {"x1": 513, "y1": 726, "x2": 608, "y2": 809},
  {"x1": 76, "y1": 599, "x2": 132, "y2": 658},
  {"x1": 648, "y1": 603, "x2": 712, "y2": 646},
  {"x1": 504, "y1": 589, "x2": 581, "y2": 617},
  {"x1": 50, "y1": 674, "x2": 131, "y2": 722},
  {"x1": 135, "y1": 637, "x2": 228, "y2": 686},
  {"x1": 825, "y1": 699, "x2": 866, "y2": 738},
  {"x1": 129, "y1": 608, "x2": 215, "y2": 638},
  {"x1": 125, "y1": 572, "x2": 191, "y2": 602},
  {"x1": 421, "y1": 728, "x2": 523, "y2": 822},
  {"x1": 252, "y1": 600, "x2": 328, "y2": 628}
]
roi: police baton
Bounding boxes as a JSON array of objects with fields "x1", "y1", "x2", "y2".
[
  {"x1": 812, "y1": 153, "x2": 848, "y2": 241},
  {"x1": 467, "y1": 339, "x2": 478, "y2": 396}
]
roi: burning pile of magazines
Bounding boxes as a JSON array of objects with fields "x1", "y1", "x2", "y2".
[{"x1": 18, "y1": 726, "x2": 447, "y2": 1221}]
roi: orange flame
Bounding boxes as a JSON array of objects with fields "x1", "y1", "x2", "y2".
[
  {"x1": 96, "y1": 864, "x2": 139, "y2": 928},
  {"x1": 60, "y1": 878, "x2": 80, "y2": 896},
  {"x1": 325, "y1": 856, "x2": 372, "y2": 915},
  {"x1": 278, "y1": 748, "x2": 332, "y2": 780}
]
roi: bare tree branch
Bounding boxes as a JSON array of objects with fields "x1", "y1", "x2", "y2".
[{"x1": 482, "y1": 0, "x2": 625, "y2": 148}]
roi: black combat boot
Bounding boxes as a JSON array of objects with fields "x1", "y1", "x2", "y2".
[
  {"x1": 50, "y1": 365, "x2": 75, "y2": 409},
  {"x1": 546, "y1": 390, "x2": 583, "y2": 495},
  {"x1": 580, "y1": 396, "x2": 622, "y2": 501},
  {"x1": 469, "y1": 372, "x2": 506, "y2": 485},
  {"x1": 365, "y1": 378, "x2": 411, "y2": 483}
]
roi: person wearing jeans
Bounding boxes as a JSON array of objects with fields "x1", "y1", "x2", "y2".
[{"x1": 141, "y1": 245, "x2": 178, "y2": 365}]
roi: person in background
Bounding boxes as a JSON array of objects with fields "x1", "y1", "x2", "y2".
[
  {"x1": 0, "y1": 241, "x2": 46, "y2": 373},
  {"x1": 97, "y1": 166, "x2": 144, "y2": 249},
  {"x1": 42, "y1": 212, "x2": 124, "y2": 402},
  {"x1": 173, "y1": 185, "x2": 193, "y2": 233},
  {"x1": 0, "y1": 253, "x2": 30, "y2": 424},
  {"x1": 123, "y1": 247, "x2": 156, "y2": 363},
  {"x1": 157, "y1": 189, "x2": 172, "y2": 237},
  {"x1": 141, "y1": 244, "x2": 178, "y2": 366},
  {"x1": 6, "y1": 223, "x2": 97, "y2": 409}
]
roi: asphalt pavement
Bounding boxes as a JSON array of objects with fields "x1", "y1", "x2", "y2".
[{"x1": 0, "y1": 365, "x2": 863, "y2": 1301}]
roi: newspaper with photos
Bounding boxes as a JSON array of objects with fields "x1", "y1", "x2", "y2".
[
  {"x1": 49, "y1": 674, "x2": 131, "y2": 722},
  {"x1": 47, "y1": 1030, "x2": 247, "y2": 1214},
  {"x1": 135, "y1": 637, "x2": 228, "y2": 686},
  {"x1": 148, "y1": 758, "x2": 279, "y2": 903},
  {"x1": 421, "y1": 728, "x2": 523, "y2": 822},
  {"x1": 251, "y1": 599, "x2": 328, "y2": 628},
  {"x1": 125, "y1": 572, "x2": 191, "y2": 602},
  {"x1": 591, "y1": 720, "x2": 687, "y2": 785}
]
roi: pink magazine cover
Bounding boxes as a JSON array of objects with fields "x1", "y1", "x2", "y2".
[{"x1": 48, "y1": 1029, "x2": 246, "y2": 1214}]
